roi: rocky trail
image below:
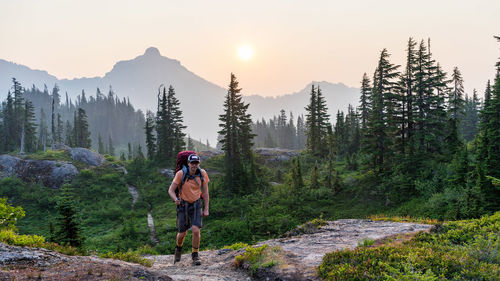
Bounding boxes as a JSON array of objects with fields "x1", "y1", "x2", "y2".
[
  {"x1": 146, "y1": 219, "x2": 432, "y2": 281},
  {"x1": 0, "y1": 219, "x2": 432, "y2": 280}
]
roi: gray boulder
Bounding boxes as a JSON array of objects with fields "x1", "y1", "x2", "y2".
[
  {"x1": 70, "y1": 148, "x2": 105, "y2": 166},
  {"x1": 253, "y1": 148, "x2": 301, "y2": 162},
  {"x1": 0, "y1": 155, "x2": 78, "y2": 188},
  {"x1": 159, "y1": 168, "x2": 175, "y2": 178}
]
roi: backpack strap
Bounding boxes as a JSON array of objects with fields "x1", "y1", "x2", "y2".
[{"x1": 178, "y1": 166, "x2": 204, "y2": 197}]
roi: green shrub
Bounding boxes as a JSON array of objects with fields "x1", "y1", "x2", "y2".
[
  {"x1": 0, "y1": 229, "x2": 45, "y2": 247},
  {"x1": 318, "y1": 212, "x2": 500, "y2": 280},
  {"x1": 43, "y1": 242, "x2": 83, "y2": 256},
  {"x1": 223, "y1": 242, "x2": 249, "y2": 250},
  {"x1": 0, "y1": 197, "x2": 25, "y2": 230},
  {"x1": 358, "y1": 238, "x2": 374, "y2": 247},
  {"x1": 235, "y1": 244, "x2": 282, "y2": 275},
  {"x1": 99, "y1": 250, "x2": 153, "y2": 267}
]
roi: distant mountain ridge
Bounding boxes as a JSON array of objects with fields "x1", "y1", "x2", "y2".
[{"x1": 0, "y1": 48, "x2": 359, "y2": 144}]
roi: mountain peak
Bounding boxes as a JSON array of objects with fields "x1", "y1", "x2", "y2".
[{"x1": 144, "y1": 47, "x2": 161, "y2": 57}]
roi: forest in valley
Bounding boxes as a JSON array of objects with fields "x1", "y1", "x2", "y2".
[{"x1": 0, "y1": 37, "x2": 499, "y2": 279}]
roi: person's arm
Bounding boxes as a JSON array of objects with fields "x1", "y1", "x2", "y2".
[
  {"x1": 202, "y1": 181, "x2": 209, "y2": 217},
  {"x1": 168, "y1": 182, "x2": 181, "y2": 205}
]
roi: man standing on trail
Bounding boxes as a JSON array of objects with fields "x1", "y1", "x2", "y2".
[{"x1": 168, "y1": 153, "x2": 210, "y2": 265}]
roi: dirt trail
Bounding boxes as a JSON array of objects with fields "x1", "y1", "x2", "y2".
[
  {"x1": 0, "y1": 220, "x2": 432, "y2": 280},
  {"x1": 147, "y1": 219, "x2": 433, "y2": 281}
]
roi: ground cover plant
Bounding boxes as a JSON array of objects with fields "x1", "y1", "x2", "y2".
[{"x1": 318, "y1": 212, "x2": 500, "y2": 280}]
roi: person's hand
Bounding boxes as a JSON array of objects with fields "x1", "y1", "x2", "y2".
[
  {"x1": 174, "y1": 198, "x2": 181, "y2": 205},
  {"x1": 202, "y1": 209, "x2": 209, "y2": 217}
]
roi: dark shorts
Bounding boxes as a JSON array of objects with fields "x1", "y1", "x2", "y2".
[{"x1": 176, "y1": 199, "x2": 202, "y2": 233}]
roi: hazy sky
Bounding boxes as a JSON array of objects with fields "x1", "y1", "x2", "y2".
[{"x1": 1, "y1": 0, "x2": 499, "y2": 97}]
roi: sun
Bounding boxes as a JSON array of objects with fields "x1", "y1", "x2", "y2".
[{"x1": 238, "y1": 45, "x2": 253, "y2": 61}]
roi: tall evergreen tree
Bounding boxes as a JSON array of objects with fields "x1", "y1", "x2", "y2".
[
  {"x1": 156, "y1": 85, "x2": 186, "y2": 163},
  {"x1": 98, "y1": 133, "x2": 105, "y2": 154},
  {"x1": 218, "y1": 73, "x2": 256, "y2": 195},
  {"x1": 108, "y1": 135, "x2": 115, "y2": 156},
  {"x1": 55, "y1": 185, "x2": 83, "y2": 248},
  {"x1": 445, "y1": 67, "x2": 465, "y2": 155},
  {"x1": 461, "y1": 90, "x2": 480, "y2": 141},
  {"x1": 39, "y1": 108, "x2": 48, "y2": 151},
  {"x1": 74, "y1": 108, "x2": 91, "y2": 148},
  {"x1": 65, "y1": 120, "x2": 73, "y2": 147},
  {"x1": 359, "y1": 73, "x2": 372, "y2": 130},
  {"x1": 3, "y1": 92, "x2": 15, "y2": 151},
  {"x1": 144, "y1": 110, "x2": 156, "y2": 160},
  {"x1": 23, "y1": 100, "x2": 37, "y2": 153},
  {"x1": 56, "y1": 113, "x2": 64, "y2": 145},
  {"x1": 363, "y1": 49, "x2": 400, "y2": 173},
  {"x1": 305, "y1": 85, "x2": 330, "y2": 156},
  {"x1": 187, "y1": 135, "x2": 194, "y2": 150},
  {"x1": 12, "y1": 78, "x2": 24, "y2": 150}
]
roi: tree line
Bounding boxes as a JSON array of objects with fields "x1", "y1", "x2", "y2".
[{"x1": 0, "y1": 82, "x2": 146, "y2": 156}]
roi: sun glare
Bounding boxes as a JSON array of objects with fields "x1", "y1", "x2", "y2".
[{"x1": 238, "y1": 45, "x2": 253, "y2": 61}]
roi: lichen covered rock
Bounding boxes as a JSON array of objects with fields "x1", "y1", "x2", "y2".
[
  {"x1": 0, "y1": 155, "x2": 78, "y2": 188},
  {"x1": 70, "y1": 148, "x2": 105, "y2": 166}
]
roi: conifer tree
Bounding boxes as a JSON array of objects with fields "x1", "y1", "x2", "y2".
[
  {"x1": 65, "y1": 120, "x2": 73, "y2": 147},
  {"x1": 305, "y1": 85, "x2": 330, "y2": 156},
  {"x1": 39, "y1": 108, "x2": 48, "y2": 151},
  {"x1": 363, "y1": 49, "x2": 400, "y2": 173},
  {"x1": 51, "y1": 98, "x2": 55, "y2": 148},
  {"x1": 128, "y1": 142, "x2": 132, "y2": 160},
  {"x1": 108, "y1": 135, "x2": 115, "y2": 156},
  {"x1": 461, "y1": 90, "x2": 480, "y2": 141},
  {"x1": 290, "y1": 157, "x2": 304, "y2": 191},
  {"x1": 187, "y1": 135, "x2": 194, "y2": 150},
  {"x1": 23, "y1": 100, "x2": 37, "y2": 153},
  {"x1": 98, "y1": 133, "x2": 105, "y2": 154},
  {"x1": 74, "y1": 108, "x2": 91, "y2": 148},
  {"x1": 309, "y1": 162, "x2": 319, "y2": 189},
  {"x1": 483, "y1": 38, "x2": 500, "y2": 209},
  {"x1": 55, "y1": 185, "x2": 83, "y2": 248},
  {"x1": 445, "y1": 67, "x2": 465, "y2": 155},
  {"x1": 3, "y1": 92, "x2": 16, "y2": 151},
  {"x1": 359, "y1": 73, "x2": 372, "y2": 130},
  {"x1": 156, "y1": 85, "x2": 186, "y2": 163},
  {"x1": 144, "y1": 110, "x2": 156, "y2": 160},
  {"x1": 218, "y1": 73, "x2": 255, "y2": 195}
]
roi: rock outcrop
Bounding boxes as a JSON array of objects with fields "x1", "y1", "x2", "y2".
[
  {"x1": 69, "y1": 147, "x2": 105, "y2": 166},
  {"x1": 0, "y1": 147, "x2": 106, "y2": 188},
  {"x1": 0, "y1": 242, "x2": 172, "y2": 281},
  {"x1": 0, "y1": 155, "x2": 78, "y2": 188},
  {"x1": 253, "y1": 148, "x2": 301, "y2": 163}
]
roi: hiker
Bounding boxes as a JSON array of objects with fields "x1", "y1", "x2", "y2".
[{"x1": 168, "y1": 152, "x2": 210, "y2": 265}]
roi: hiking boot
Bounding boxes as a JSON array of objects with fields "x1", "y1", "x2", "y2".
[
  {"x1": 174, "y1": 246, "x2": 182, "y2": 263},
  {"x1": 191, "y1": 252, "x2": 201, "y2": 266}
]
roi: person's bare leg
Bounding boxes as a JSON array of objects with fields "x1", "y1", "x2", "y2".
[
  {"x1": 177, "y1": 231, "x2": 187, "y2": 247},
  {"x1": 191, "y1": 226, "x2": 201, "y2": 265},
  {"x1": 174, "y1": 231, "x2": 187, "y2": 263}
]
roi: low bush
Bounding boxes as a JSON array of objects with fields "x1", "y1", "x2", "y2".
[
  {"x1": 223, "y1": 242, "x2": 250, "y2": 250},
  {"x1": 99, "y1": 250, "x2": 153, "y2": 267},
  {"x1": 235, "y1": 244, "x2": 283, "y2": 276},
  {"x1": 318, "y1": 212, "x2": 500, "y2": 280},
  {"x1": 0, "y1": 229, "x2": 45, "y2": 247}
]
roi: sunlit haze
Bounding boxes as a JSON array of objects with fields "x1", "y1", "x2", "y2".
[
  {"x1": 1, "y1": 0, "x2": 499, "y2": 97},
  {"x1": 238, "y1": 45, "x2": 253, "y2": 61}
]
